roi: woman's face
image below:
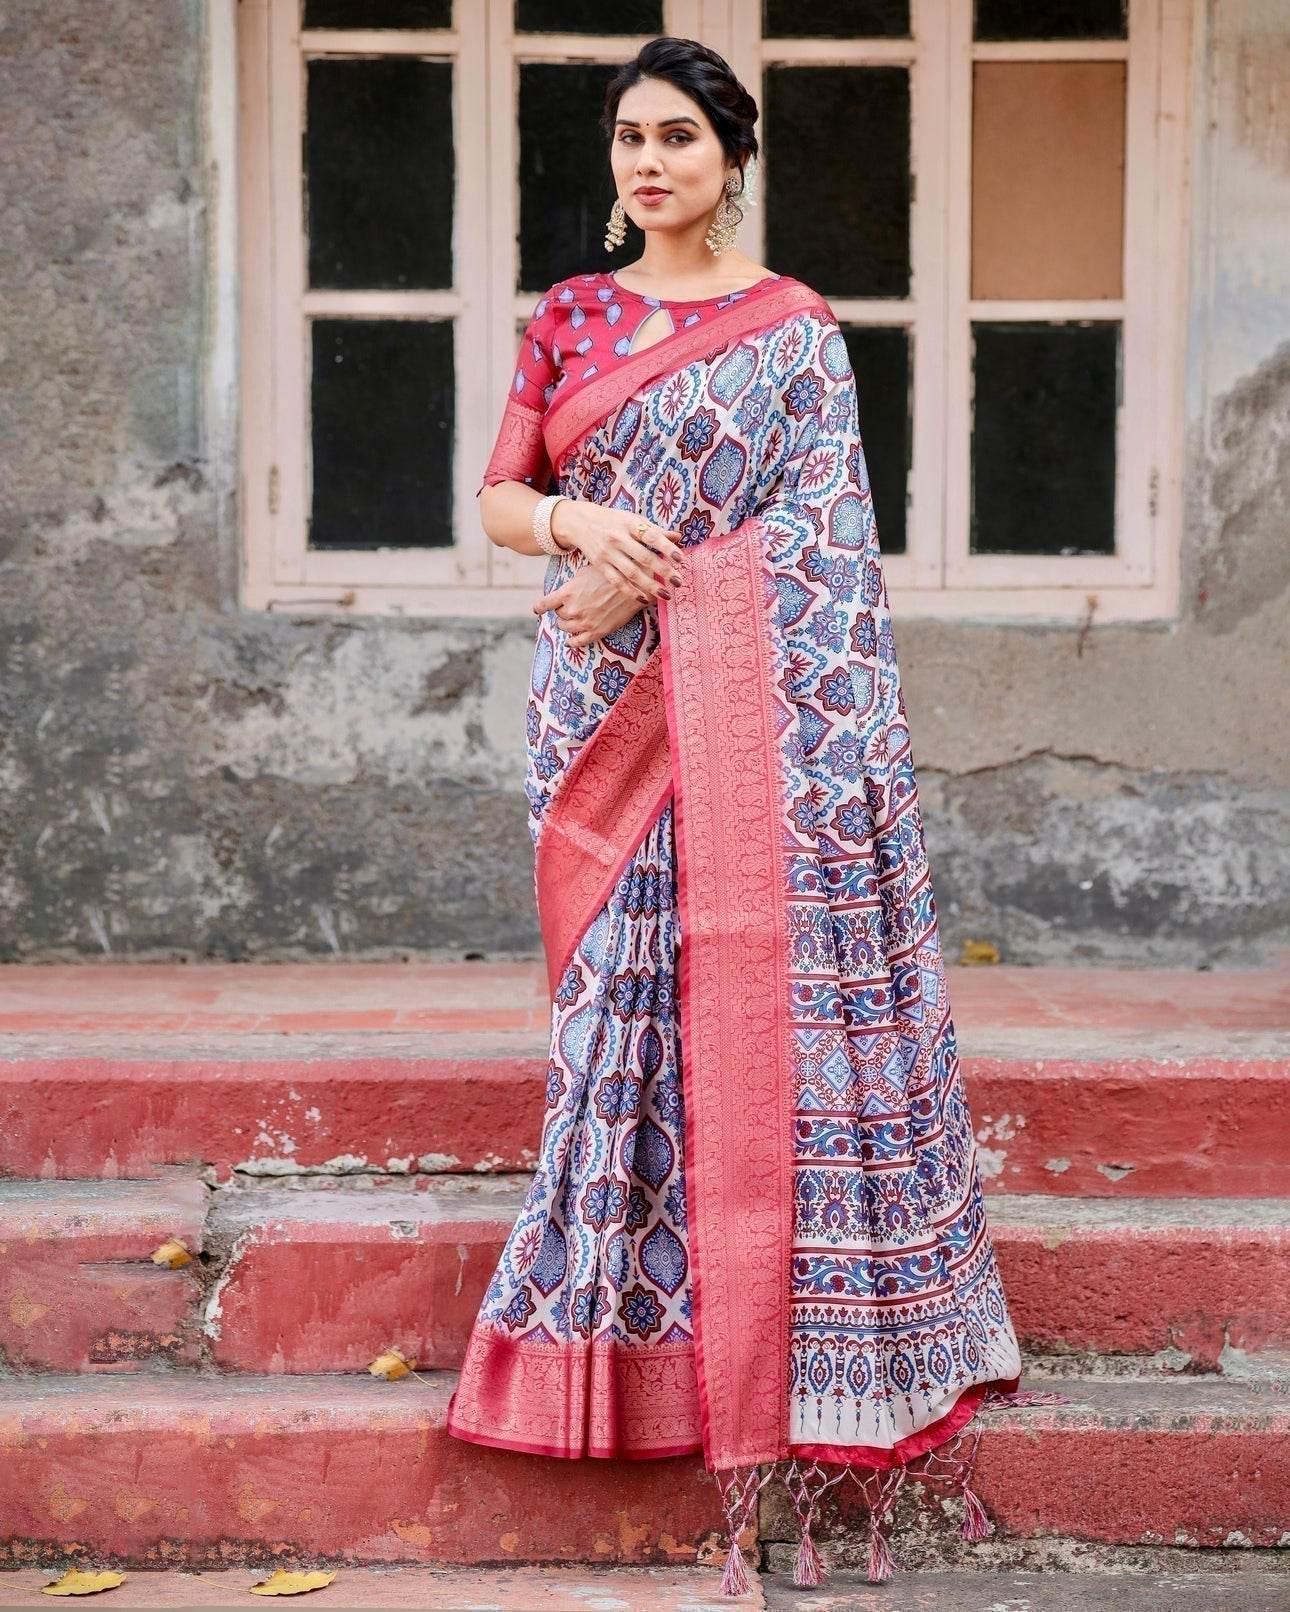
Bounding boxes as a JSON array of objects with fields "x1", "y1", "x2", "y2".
[{"x1": 610, "y1": 77, "x2": 735, "y2": 235}]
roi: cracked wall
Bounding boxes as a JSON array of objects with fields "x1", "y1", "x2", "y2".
[{"x1": 0, "y1": 0, "x2": 1286, "y2": 963}]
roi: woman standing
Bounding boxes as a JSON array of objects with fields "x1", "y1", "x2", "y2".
[{"x1": 446, "y1": 34, "x2": 1023, "y2": 1594}]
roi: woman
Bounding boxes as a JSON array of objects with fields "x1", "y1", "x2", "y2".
[{"x1": 446, "y1": 34, "x2": 1024, "y2": 1595}]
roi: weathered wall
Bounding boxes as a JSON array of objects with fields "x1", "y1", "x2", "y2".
[{"x1": 0, "y1": 0, "x2": 1285, "y2": 964}]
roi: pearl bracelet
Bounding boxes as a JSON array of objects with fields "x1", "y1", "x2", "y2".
[{"x1": 533, "y1": 493, "x2": 575, "y2": 558}]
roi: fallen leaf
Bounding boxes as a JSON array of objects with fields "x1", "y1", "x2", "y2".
[
  {"x1": 150, "y1": 1238, "x2": 193, "y2": 1268},
  {"x1": 369, "y1": 1347, "x2": 414, "y2": 1381},
  {"x1": 249, "y1": 1569, "x2": 337, "y2": 1596},
  {"x1": 960, "y1": 938, "x2": 1000, "y2": 966},
  {"x1": 41, "y1": 1568, "x2": 126, "y2": 1595}
]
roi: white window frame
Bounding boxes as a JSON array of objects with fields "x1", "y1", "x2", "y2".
[{"x1": 238, "y1": 0, "x2": 1192, "y2": 623}]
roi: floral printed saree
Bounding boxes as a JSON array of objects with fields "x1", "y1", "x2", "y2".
[{"x1": 445, "y1": 270, "x2": 1024, "y2": 1591}]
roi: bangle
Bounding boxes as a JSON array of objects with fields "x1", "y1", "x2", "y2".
[{"x1": 533, "y1": 494, "x2": 575, "y2": 557}]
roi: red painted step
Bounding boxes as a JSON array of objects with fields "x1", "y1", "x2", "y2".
[
  {"x1": 0, "y1": 1175, "x2": 208, "y2": 1372},
  {"x1": 202, "y1": 1183, "x2": 1290, "y2": 1375},
  {"x1": 0, "y1": 1374, "x2": 1284, "y2": 1567},
  {"x1": 2, "y1": 961, "x2": 1287, "y2": 1193}
]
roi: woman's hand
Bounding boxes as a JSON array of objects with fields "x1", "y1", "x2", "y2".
[
  {"x1": 533, "y1": 561, "x2": 656, "y2": 649},
  {"x1": 551, "y1": 499, "x2": 684, "y2": 604}
]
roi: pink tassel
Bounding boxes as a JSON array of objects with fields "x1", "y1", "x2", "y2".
[
  {"x1": 792, "y1": 1522, "x2": 825, "y2": 1588},
  {"x1": 866, "y1": 1516, "x2": 895, "y2": 1583},
  {"x1": 960, "y1": 1482, "x2": 993, "y2": 1541},
  {"x1": 719, "y1": 1533, "x2": 751, "y2": 1598},
  {"x1": 989, "y1": 1387, "x2": 1071, "y2": 1406}
]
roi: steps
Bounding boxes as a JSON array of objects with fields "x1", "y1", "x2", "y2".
[
  {"x1": 1, "y1": 958, "x2": 1288, "y2": 1593},
  {"x1": 0, "y1": 1371, "x2": 1286, "y2": 1566}
]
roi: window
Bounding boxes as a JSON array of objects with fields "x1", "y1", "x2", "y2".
[{"x1": 238, "y1": 0, "x2": 1191, "y2": 621}]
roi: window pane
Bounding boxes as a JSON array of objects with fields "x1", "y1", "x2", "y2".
[
  {"x1": 763, "y1": 0, "x2": 909, "y2": 36},
  {"x1": 306, "y1": 57, "x2": 454, "y2": 291},
  {"x1": 309, "y1": 319, "x2": 454, "y2": 550},
  {"x1": 304, "y1": 0, "x2": 452, "y2": 26},
  {"x1": 972, "y1": 61, "x2": 1125, "y2": 300},
  {"x1": 765, "y1": 67, "x2": 910, "y2": 299},
  {"x1": 970, "y1": 321, "x2": 1118, "y2": 556},
  {"x1": 842, "y1": 326, "x2": 909, "y2": 555},
  {"x1": 974, "y1": 0, "x2": 1126, "y2": 40},
  {"x1": 515, "y1": 0, "x2": 662, "y2": 31},
  {"x1": 519, "y1": 62, "x2": 626, "y2": 292}
]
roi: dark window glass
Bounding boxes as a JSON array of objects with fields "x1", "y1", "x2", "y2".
[
  {"x1": 305, "y1": 56, "x2": 453, "y2": 291},
  {"x1": 516, "y1": 0, "x2": 662, "y2": 31},
  {"x1": 304, "y1": 0, "x2": 452, "y2": 26},
  {"x1": 970, "y1": 321, "x2": 1119, "y2": 555},
  {"x1": 764, "y1": 0, "x2": 909, "y2": 37},
  {"x1": 974, "y1": 0, "x2": 1126, "y2": 40},
  {"x1": 842, "y1": 326, "x2": 909, "y2": 555},
  {"x1": 764, "y1": 67, "x2": 910, "y2": 299},
  {"x1": 309, "y1": 319, "x2": 454, "y2": 550},
  {"x1": 520, "y1": 62, "x2": 629, "y2": 292}
]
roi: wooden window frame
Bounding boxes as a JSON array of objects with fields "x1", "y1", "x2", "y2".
[{"x1": 238, "y1": 0, "x2": 1192, "y2": 623}]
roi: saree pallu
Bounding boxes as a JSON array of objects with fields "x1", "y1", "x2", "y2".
[{"x1": 446, "y1": 278, "x2": 1024, "y2": 1591}]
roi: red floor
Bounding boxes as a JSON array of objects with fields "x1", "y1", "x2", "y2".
[{"x1": 0, "y1": 952, "x2": 1286, "y2": 1036}]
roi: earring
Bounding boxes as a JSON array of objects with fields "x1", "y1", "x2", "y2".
[
  {"x1": 705, "y1": 173, "x2": 744, "y2": 256},
  {"x1": 604, "y1": 196, "x2": 627, "y2": 252}
]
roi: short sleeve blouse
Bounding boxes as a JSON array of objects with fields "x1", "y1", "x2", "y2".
[{"x1": 476, "y1": 289, "x2": 560, "y2": 497}]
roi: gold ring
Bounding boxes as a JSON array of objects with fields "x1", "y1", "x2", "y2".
[{"x1": 632, "y1": 521, "x2": 649, "y2": 537}]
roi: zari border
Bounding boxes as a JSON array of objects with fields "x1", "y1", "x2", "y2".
[
  {"x1": 543, "y1": 279, "x2": 829, "y2": 475},
  {"x1": 658, "y1": 516, "x2": 795, "y2": 1472},
  {"x1": 445, "y1": 1329, "x2": 703, "y2": 1460},
  {"x1": 533, "y1": 648, "x2": 674, "y2": 1001}
]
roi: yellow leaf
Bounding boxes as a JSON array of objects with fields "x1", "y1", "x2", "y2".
[
  {"x1": 41, "y1": 1568, "x2": 126, "y2": 1595},
  {"x1": 960, "y1": 938, "x2": 999, "y2": 966},
  {"x1": 369, "y1": 1347, "x2": 414, "y2": 1380},
  {"x1": 248, "y1": 1568, "x2": 337, "y2": 1596},
  {"x1": 150, "y1": 1238, "x2": 192, "y2": 1268}
]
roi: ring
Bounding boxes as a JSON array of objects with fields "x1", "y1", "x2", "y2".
[{"x1": 632, "y1": 521, "x2": 649, "y2": 537}]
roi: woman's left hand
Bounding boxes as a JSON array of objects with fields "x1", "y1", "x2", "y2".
[{"x1": 532, "y1": 560, "x2": 661, "y2": 648}]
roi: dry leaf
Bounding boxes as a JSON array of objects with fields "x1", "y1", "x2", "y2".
[
  {"x1": 369, "y1": 1347, "x2": 414, "y2": 1380},
  {"x1": 249, "y1": 1568, "x2": 337, "y2": 1596},
  {"x1": 960, "y1": 938, "x2": 1000, "y2": 966},
  {"x1": 41, "y1": 1568, "x2": 126, "y2": 1595},
  {"x1": 150, "y1": 1238, "x2": 192, "y2": 1268}
]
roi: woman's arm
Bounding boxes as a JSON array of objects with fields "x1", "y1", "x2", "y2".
[{"x1": 478, "y1": 479, "x2": 581, "y2": 559}]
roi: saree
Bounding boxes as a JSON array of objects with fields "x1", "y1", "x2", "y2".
[{"x1": 446, "y1": 270, "x2": 1024, "y2": 1591}]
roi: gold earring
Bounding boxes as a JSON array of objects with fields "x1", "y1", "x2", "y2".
[
  {"x1": 604, "y1": 196, "x2": 627, "y2": 252},
  {"x1": 705, "y1": 174, "x2": 743, "y2": 256}
]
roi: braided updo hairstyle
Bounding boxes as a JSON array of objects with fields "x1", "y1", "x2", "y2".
[{"x1": 599, "y1": 36, "x2": 760, "y2": 198}]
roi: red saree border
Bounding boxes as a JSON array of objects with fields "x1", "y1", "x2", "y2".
[
  {"x1": 534, "y1": 649, "x2": 674, "y2": 1000},
  {"x1": 445, "y1": 1328, "x2": 703, "y2": 1460},
  {"x1": 789, "y1": 1373, "x2": 1021, "y2": 1470},
  {"x1": 658, "y1": 516, "x2": 795, "y2": 1472},
  {"x1": 543, "y1": 278, "x2": 829, "y2": 475}
]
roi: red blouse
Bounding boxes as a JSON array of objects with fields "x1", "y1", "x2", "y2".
[{"x1": 476, "y1": 269, "x2": 784, "y2": 498}]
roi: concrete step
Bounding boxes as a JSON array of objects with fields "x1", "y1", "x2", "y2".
[
  {"x1": 0, "y1": 1175, "x2": 209, "y2": 1371},
  {"x1": 0, "y1": 1565, "x2": 1286, "y2": 1610},
  {"x1": 0, "y1": 1373, "x2": 1285, "y2": 1568},
  {"x1": 4, "y1": 1041, "x2": 1283, "y2": 1196},
  {"x1": 5, "y1": 1176, "x2": 1288, "y2": 1374},
  {"x1": 2, "y1": 963, "x2": 1287, "y2": 1193},
  {"x1": 759, "y1": 1569, "x2": 1290, "y2": 1610},
  {"x1": 199, "y1": 1182, "x2": 1290, "y2": 1374}
]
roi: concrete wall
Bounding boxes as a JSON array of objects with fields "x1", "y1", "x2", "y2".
[{"x1": 1, "y1": 0, "x2": 1286, "y2": 965}]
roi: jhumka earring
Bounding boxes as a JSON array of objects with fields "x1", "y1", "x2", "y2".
[
  {"x1": 603, "y1": 196, "x2": 627, "y2": 252},
  {"x1": 706, "y1": 167, "x2": 751, "y2": 256}
]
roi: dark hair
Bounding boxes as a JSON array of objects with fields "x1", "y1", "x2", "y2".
[{"x1": 599, "y1": 36, "x2": 760, "y2": 196}]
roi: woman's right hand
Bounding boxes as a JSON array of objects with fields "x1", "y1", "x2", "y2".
[{"x1": 552, "y1": 500, "x2": 685, "y2": 604}]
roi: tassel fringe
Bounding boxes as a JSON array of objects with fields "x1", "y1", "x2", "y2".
[{"x1": 706, "y1": 1386, "x2": 1073, "y2": 1596}]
